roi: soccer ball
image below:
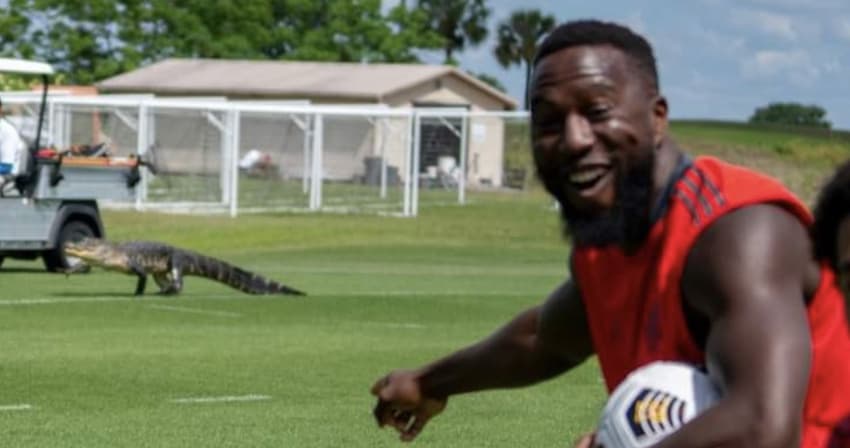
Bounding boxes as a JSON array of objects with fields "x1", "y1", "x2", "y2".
[{"x1": 594, "y1": 361, "x2": 721, "y2": 448}]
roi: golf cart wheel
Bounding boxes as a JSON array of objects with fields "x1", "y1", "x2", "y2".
[{"x1": 43, "y1": 220, "x2": 95, "y2": 272}]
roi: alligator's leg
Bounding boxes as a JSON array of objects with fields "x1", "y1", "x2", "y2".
[
  {"x1": 154, "y1": 272, "x2": 177, "y2": 295},
  {"x1": 129, "y1": 262, "x2": 147, "y2": 296},
  {"x1": 170, "y1": 265, "x2": 184, "y2": 294},
  {"x1": 164, "y1": 255, "x2": 184, "y2": 295},
  {"x1": 134, "y1": 274, "x2": 147, "y2": 296}
]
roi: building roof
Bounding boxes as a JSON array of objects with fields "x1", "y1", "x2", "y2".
[
  {"x1": 0, "y1": 58, "x2": 54, "y2": 76},
  {"x1": 96, "y1": 58, "x2": 517, "y2": 110}
]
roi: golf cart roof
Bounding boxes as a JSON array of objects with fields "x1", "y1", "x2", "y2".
[{"x1": 0, "y1": 58, "x2": 54, "y2": 76}]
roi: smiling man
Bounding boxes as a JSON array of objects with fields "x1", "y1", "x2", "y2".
[{"x1": 370, "y1": 20, "x2": 850, "y2": 447}]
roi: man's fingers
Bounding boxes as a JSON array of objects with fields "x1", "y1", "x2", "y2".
[
  {"x1": 374, "y1": 402, "x2": 415, "y2": 432},
  {"x1": 400, "y1": 412, "x2": 431, "y2": 442},
  {"x1": 371, "y1": 375, "x2": 396, "y2": 427},
  {"x1": 389, "y1": 410, "x2": 413, "y2": 432},
  {"x1": 372, "y1": 400, "x2": 393, "y2": 427}
]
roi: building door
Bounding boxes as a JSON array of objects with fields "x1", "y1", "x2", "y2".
[{"x1": 419, "y1": 116, "x2": 461, "y2": 174}]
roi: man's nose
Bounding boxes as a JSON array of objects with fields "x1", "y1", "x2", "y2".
[{"x1": 563, "y1": 113, "x2": 595, "y2": 154}]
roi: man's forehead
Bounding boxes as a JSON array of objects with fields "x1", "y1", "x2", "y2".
[{"x1": 532, "y1": 44, "x2": 630, "y2": 88}]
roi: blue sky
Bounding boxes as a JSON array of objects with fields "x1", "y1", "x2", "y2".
[{"x1": 388, "y1": 0, "x2": 850, "y2": 130}]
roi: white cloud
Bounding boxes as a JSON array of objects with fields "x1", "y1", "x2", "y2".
[
  {"x1": 836, "y1": 17, "x2": 850, "y2": 42},
  {"x1": 731, "y1": 9, "x2": 799, "y2": 41},
  {"x1": 739, "y1": 0, "x2": 847, "y2": 9},
  {"x1": 740, "y1": 49, "x2": 821, "y2": 86},
  {"x1": 690, "y1": 25, "x2": 747, "y2": 57},
  {"x1": 824, "y1": 58, "x2": 843, "y2": 74}
]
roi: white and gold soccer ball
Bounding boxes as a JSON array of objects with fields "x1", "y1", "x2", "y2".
[{"x1": 594, "y1": 361, "x2": 722, "y2": 448}]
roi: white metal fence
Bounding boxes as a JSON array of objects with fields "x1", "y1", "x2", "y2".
[{"x1": 1, "y1": 94, "x2": 530, "y2": 217}]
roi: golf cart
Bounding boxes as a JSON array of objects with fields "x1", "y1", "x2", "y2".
[{"x1": 0, "y1": 58, "x2": 146, "y2": 272}]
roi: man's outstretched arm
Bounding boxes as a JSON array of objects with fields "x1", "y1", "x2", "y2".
[
  {"x1": 653, "y1": 204, "x2": 813, "y2": 448},
  {"x1": 371, "y1": 278, "x2": 595, "y2": 441}
]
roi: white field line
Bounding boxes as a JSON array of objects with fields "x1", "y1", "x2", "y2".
[
  {"x1": 170, "y1": 394, "x2": 271, "y2": 404},
  {"x1": 363, "y1": 322, "x2": 426, "y2": 329},
  {"x1": 0, "y1": 291, "x2": 537, "y2": 307},
  {"x1": 249, "y1": 265, "x2": 564, "y2": 277},
  {"x1": 0, "y1": 404, "x2": 33, "y2": 411},
  {"x1": 145, "y1": 304, "x2": 242, "y2": 318},
  {"x1": 0, "y1": 295, "x2": 234, "y2": 306},
  {"x1": 338, "y1": 291, "x2": 536, "y2": 297}
]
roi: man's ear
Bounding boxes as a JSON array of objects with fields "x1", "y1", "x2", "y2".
[{"x1": 652, "y1": 96, "x2": 669, "y2": 148}]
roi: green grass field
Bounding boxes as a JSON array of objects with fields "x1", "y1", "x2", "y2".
[
  {"x1": 0, "y1": 192, "x2": 605, "y2": 447},
  {"x1": 2, "y1": 121, "x2": 849, "y2": 446}
]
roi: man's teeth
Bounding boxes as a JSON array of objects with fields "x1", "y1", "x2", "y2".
[{"x1": 569, "y1": 168, "x2": 607, "y2": 184}]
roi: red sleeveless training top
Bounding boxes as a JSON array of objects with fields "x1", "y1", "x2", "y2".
[{"x1": 572, "y1": 156, "x2": 850, "y2": 447}]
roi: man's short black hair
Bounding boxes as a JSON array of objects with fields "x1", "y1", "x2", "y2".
[
  {"x1": 533, "y1": 19, "x2": 659, "y2": 92},
  {"x1": 812, "y1": 158, "x2": 850, "y2": 270}
]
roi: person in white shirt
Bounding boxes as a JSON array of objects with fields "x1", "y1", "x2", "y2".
[{"x1": 0, "y1": 98, "x2": 26, "y2": 180}]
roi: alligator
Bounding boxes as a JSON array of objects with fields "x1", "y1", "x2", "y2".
[{"x1": 64, "y1": 238, "x2": 306, "y2": 297}]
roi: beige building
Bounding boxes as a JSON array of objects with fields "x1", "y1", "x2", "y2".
[{"x1": 97, "y1": 59, "x2": 519, "y2": 187}]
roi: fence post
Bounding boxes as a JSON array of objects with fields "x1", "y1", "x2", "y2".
[
  {"x1": 309, "y1": 113, "x2": 323, "y2": 211},
  {"x1": 411, "y1": 111, "x2": 421, "y2": 217},
  {"x1": 302, "y1": 113, "x2": 311, "y2": 195},
  {"x1": 378, "y1": 118, "x2": 388, "y2": 199},
  {"x1": 458, "y1": 114, "x2": 469, "y2": 205},
  {"x1": 136, "y1": 102, "x2": 149, "y2": 211},
  {"x1": 220, "y1": 110, "x2": 231, "y2": 206},
  {"x1": 62, "y1": 102, "x2": 71, "y2": 149},
  {"x1": 228, "y1": 107, "x2": 241, "y2": 218},
  {"x1": 46, "y1": 99, "x2": 55, "y2": 149},
  {"x1": 402, "y1": 113, "x2": 412, "y2": 216}
]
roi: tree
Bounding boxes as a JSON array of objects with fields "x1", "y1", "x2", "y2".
[
  {"x1": 417, "y1": 0, "x2": 491, "y2": 65},
  {"x1": 493, "y1": 9, "x2": 555, "y2": 109},
  {"x1": 281, "y1": 0, "x2": 442, "y2": 63},
  {"x1": 0, "y1": 0, "x2": 35, "y2": 59},
  {"x1": 7, "y1": 0, "x2": 447, "y2": 84},
  {"x1": 379, "y1": 2, "x2": 445, "y2": 63},
  {"x1": 749, "y1": 102, "x2": 832, "y2": 129}
]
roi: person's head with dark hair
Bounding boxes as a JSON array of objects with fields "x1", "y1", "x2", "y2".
[
  {"x1": 812, "y1": 158, "x2": 850, "y2": 298},
  {"x1": 533, "y1": 20, "x2": 659, "y2": 93},
  {"x1": 528, "y1": 19, "x2": 670, "y2": 252}
]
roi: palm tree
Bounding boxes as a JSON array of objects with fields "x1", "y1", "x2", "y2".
[
  {"x1": 494, "y1": 9, "x2": 556, "y2": 109},
  {"x1": 417, "y1": 0, "x2": 491, "y2": 65}
]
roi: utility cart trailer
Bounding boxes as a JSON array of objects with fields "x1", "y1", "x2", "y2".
[{"x1": 0, "y1": 58, "x2": 144, "y2": 272}]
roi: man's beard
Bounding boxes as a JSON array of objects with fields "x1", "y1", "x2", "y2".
[{"x1": 542, "y1": 153, "x2": 655, "y2": 253}]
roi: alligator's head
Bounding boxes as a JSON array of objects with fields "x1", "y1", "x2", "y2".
[{"x1": 64, "y1": 237, "x2": 119, "y2": 267}]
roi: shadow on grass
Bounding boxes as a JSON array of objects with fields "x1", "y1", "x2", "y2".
[
  {"x1": 49, "y1": 291, "x2": 138, "y2": 298},
  {"x1": 0, "y1": 267, "x2": 57, "y2": 274}
]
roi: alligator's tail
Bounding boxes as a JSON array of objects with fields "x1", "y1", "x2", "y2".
[{"x1": 183, "y1": 253, "x2": 306, "y2": 296}]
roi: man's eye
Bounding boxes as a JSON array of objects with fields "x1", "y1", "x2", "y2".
[
  {"x1": 534, "y1": 117, "x2": 563, "y2": 134},
  {"x1": 586, "y1": 106, "x2": 611, "y2": 120}
]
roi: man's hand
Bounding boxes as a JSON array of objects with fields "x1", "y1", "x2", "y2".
[{"x1": 371, "y1": 370, "x2": 447, "y2": 442}]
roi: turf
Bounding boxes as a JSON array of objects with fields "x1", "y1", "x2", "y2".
[{"x1": 0, "y1": 192, "x2": 606, "y2": 447}]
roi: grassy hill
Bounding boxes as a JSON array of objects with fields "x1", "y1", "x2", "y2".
[
  {"x1": 670, "y1": 120, "x2": 850, "y2": 204},
  {"x1": 504, "y1": 119, "x2": 850, "y2": 205}
]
